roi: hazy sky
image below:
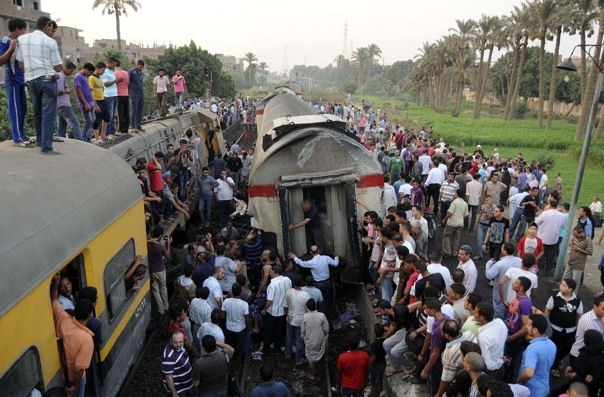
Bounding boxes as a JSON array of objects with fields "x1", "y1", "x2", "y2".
[{"x1": 43, "y1": 0, "x2": 583, "y2": 72}]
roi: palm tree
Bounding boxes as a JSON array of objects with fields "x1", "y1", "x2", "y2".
[
  {"x1": 352, "y1": 47, "x2": 371, "y2": 90},
  {"x1": 472, "y1": 15, "x2": 502, "y2": 119},
  {"x1": 92, "y1": 0, "x2": 141, "y2": 51},
  {"x1": 528, "y1": 0, "x2": 556, "y2": 129},
  {"x1": 243, "y1": 52, "x2": 258, "y2": 88},
  {"x1": 366, "y1": 43, "x2": 382, "y2": 76},
  {"x1": 567, "y1": 0, "x2": 604, "y2": 139},
  {"x1": 258, "y1": 62, "x2": 268, "y2": 86},
  {"x1": 547, "y1": 1, "x2": 574, "y2": 130},
  {"x1": 449, "y1": 19, "x2": 476, "y2": 117},
  {"x1": 504, "y1": 4, "x2": 531, "y2": 120}
]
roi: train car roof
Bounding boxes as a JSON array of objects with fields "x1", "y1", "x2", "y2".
[
  {"x1": 0, "y1": 141, "x2": 142, "y2": 317},
  {"x1": 248, "y1": 125, "x2": 382, "y2": 186}
]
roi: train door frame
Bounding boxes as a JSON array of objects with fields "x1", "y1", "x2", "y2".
[
  {"x1": 278, "y1": 170, "x2": 362, "y2": 283},
  {"x1": 53, "y1": 253, "x2": 107, "y2": 396}
]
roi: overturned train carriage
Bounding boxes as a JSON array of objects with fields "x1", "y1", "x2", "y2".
[{"x1": 248, "y1": 88, "x2": 384, "y2": 283}]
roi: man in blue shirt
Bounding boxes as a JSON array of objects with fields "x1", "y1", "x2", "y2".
[
  {"x1": 288, "y1": 199, "x2": 323, "y2": 247},
  {"x1": 128, "y1": 59, "x2": 145, "y2": 131},
  {"x1": 249, "y1": 362, "x2": 290, "y2": 397},
  {"x1": 0, "y1": 18, "x2": 29, "y2": 146},
  {"x1": 289, "y1": 245, "x2": 339, "y2": 315},
  {"x1": 517, "y1": 314, "x2": 556, "y2": 397}
]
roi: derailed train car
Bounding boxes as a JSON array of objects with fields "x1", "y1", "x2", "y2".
[
  {"x1": 248, "y1": 87, "x2": 384, "y2": 283},
  {"x1": 0, "y1": 109, "x2": 222, "y2": 397}
]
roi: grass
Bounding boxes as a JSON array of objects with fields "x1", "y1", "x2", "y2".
[{"x1": 359, "y1": 96, "x2": 603, "y2": 206}]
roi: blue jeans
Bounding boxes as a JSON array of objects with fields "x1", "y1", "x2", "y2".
[
  {"x1": 285, "y1": 323, "x2": 304, "y2": 365},
  {"x1": 314, "y1": 279, "x2": 332, "y2": 315},
  {"x1": 57, "y1": 106, "x2": 83, "y2": 140},
  {"x1": 104, "y1": 96, "x2": 118, "y2": 134},
  {"x1": 80, "y1": 108, "x2": 94, "y2": 142},
  {"x1": 509, "y1": 209, "x2": 523, "y2": 240},
  {"x1": 380, "y1": 277, "x2": 394, "y2": 305},
  {"x1": 130, "y1": 95, "x2": 144, "y2": 128},
  {"x1": 476, "y1": 223, "x2": 489, "y2": 258},
  {"x1": 75, "y1": 375, "x2": 86, "y2": 397},
  {"x1": 514, "y1": 215, "x2": 533, "y2": 243},
  {"x1": 6, "y1": 83, "x2": 28, "y2": 142},
  {"x1": 27, "y1": 77, "x2": 57, "y2": 152},
  {"x1": 198, "y1": 195, "x2": 213, "y2": 224}
]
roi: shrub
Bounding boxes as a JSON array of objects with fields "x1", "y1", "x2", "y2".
[
  {"x1": 514, "y1": 101, "x2": 528, "y2": 119},
  {"x1": 533, "y1": 152, "x2": 556, "y2": 169}
]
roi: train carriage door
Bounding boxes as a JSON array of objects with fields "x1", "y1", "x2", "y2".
[{"x1": 279, "y1": 170, "x2": 362, "y2": 282}]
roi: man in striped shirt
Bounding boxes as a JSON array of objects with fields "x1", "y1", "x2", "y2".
[{"x1": 161, "y1": 331, "x2": 193, "y2": 396}]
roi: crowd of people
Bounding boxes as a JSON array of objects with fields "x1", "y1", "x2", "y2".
[
  {"x1": 1, "y1": 16, "x2": 258, "y2": 155},
  {"x1": 11, "y1": 16, "x2": 604, "y2": 397},
  {"x1": 346, "y1": 113, "x2": 604, "y2": 397}
]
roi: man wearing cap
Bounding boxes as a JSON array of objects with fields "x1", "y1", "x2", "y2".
[{"x1": 288, "y1": 245, "x2": 339, "y2": 314}]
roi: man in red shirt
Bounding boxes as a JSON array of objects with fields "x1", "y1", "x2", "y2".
[
  {"x1": 337, "y1": 334, "x2": 370, "y2": 397},
  {"x1": 146, "y1": 151, "x2": 165, "y2": 195}
]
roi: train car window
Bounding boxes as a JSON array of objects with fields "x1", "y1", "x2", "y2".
[
  {"x1": 303, "y1": 188, "x2": 327, "y2": 213},
  {"x1": 104, "y1": 239, "x2": 136, "y2": 319},
  {"x1": 0, "y1": 347, "x2": 43, "y2": 396},
  {"x1": 60, "y1": 254, "x2": 85, "y2": 298}
]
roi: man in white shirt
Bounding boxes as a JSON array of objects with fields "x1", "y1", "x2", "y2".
[
  {"x1": 535, "y1": 198, "x2": 566, "y2": 274},
  {"x1": 485, "y1": 242, "x2": 522, "y2": 319},
  {"x1": 465, "y1": 174, "x2": 482, "y2": 233},
  {"x1": 202, "y1": 266, "x2": 225, "y2": 310},
  {"x1": 589, "y1": 195, "x2": 602, "y2": 218},
  {"x1": 284, "y1": 274, "x2": 311, "y2": 366},
  {"x1": 456, "y1": 245, "x2": 477, "y2": 293},
  {"x1": 498, "y1": 254, "x2": 538, "y2": 306},
  {"x1": 15, "y1": 16, "x2": 63, "y2": 155},
  {"x1": 398, "y1": 176, "x2": 413, "y2": 202},
  {"x1": 261, "y1": 265, "x2": 292, "y2": 356},
  {"x1": 570, "y1": 294, "x2": 604, "y2": 360},
  {"x1": 442, "y1": 190, "x2": 468, "y2": 258},
  {"x1": 222, "y1": 283, "x2": 249, "y2": 372},
  {"x1": 425, "y1": 161, "x2": 446, "y2": 214},
  {"x1": 215, "y1": 170, "x2": 235, "y2": 227},
  {"x1": 383, "y1": 176, "x2": 398, "y2": 212},
  {"x1": 418, "y1": 152, "x2": 432, "y2": 183},
  {"x1": 153, "y1": 68, "x2": 169, "y2": 117},
  {"x1": 476, "y1": 302, "x2": 507, "y2": 380},
  {"x1": 427, "y1": 251, "x2": 452, "y2": 288}
]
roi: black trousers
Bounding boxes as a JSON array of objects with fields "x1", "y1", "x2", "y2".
[{"x1": 263, "y1": 313, "x2": 285, "y2": 355}]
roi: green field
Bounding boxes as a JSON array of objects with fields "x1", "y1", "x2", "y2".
[{"x1": 360, "y1": 97, "x2": 603, "y2": 206}]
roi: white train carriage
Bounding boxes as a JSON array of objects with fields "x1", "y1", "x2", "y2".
[{"x1": 248, "y1": 88, "x2": 383, "y2": 282}]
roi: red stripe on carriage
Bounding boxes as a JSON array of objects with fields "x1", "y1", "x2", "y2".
[
  {"x1": 248, "y1": 184, "x2": 277, "y2": 198},
  {"x1": 356, "y1": 174, "x2": 384, "y2": 188}
]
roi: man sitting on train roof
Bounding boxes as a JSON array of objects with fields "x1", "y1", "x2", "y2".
[{"x1": 51, "y1": 274, "x2": 94, "y2": 397}]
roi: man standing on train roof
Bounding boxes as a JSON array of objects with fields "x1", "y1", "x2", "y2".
[
  {"x1": 289, "y1": 199, "x2": 323, "y2": 247},
  {"x1": 0, "y1": 18, "x2": 30, "y2": 147},
  {"x1": 129, "y1": 59, "x2": 145, "y2": 132},
  {"x1": 51, "y1": 274, "x2": 94, "y2": 397},
  {"x1": 15, "y1": 16, "x2": 63, "y2": 155}
]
